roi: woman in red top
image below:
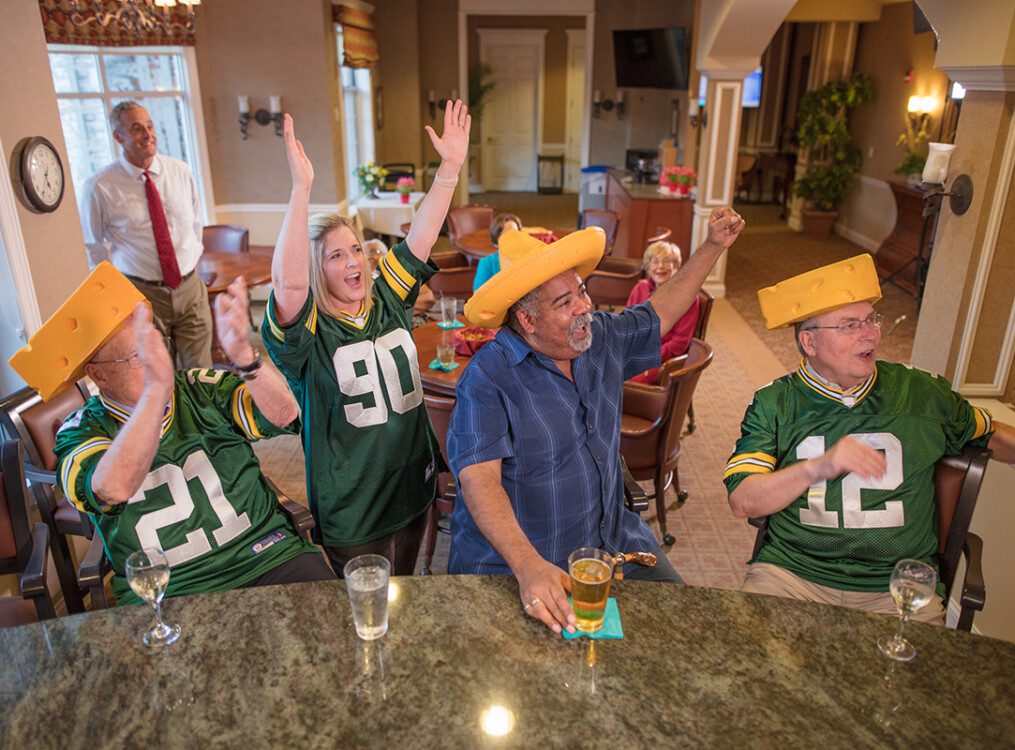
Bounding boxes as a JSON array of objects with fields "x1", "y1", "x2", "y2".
[{"x1": 626, "y1": 241, "x2": 700, "y2": 384}]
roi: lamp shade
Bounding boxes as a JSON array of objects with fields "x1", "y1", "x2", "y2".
[{"x1": 923, "y1": 142, "x2": 955, "y2": 185}]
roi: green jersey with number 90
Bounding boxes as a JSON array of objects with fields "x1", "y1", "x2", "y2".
[
  {"x1": 54, "y1": 369, "x2": 318, "y2": 604},
  {"x1": 724, "y1": 361, "x2": 994, "y2": 592},
  {"x1": 261, "y1": 241, "x2": 441, "y2": 547}
]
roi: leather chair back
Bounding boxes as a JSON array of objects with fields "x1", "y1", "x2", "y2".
[
  {"x1": 203, "y1": 224, "x2": 249, "y2": 254},
  {"x1": 693, "y1": 289, "x2": 714, "y2": 341},
  {"x1": 0, "y1": 382, "x2": 90, "y2": 472},
  {"x1": 426, "y1": 253, "x2": 477, "y2": 298},
  {"x1": 0, "y1": 445, "x2": 19, "y2": 563},
  {"x1": 934, "y1": 447, "x2": 989, "y2": 593},
  {"x1": 580, "y1": 209, "x2": 620, "y2": 249},
  {"x1": 586, "y1": 256, "x2": 642, "y2": 308},
  {"x1": 447, "y1": 205, "x2": 495, "y2": 243}
]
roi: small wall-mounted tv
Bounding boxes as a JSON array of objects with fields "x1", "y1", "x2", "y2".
[
  {"x1": 613, "y1": 27, "x2": 689, "y2": 90},
  {"x1": 697, "y1": 68, "x2": 764, "y2": 109}
]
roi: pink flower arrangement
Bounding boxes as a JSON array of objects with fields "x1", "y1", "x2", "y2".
[
  {"x1": 396, "y1": 176, "x2": 416, "y2": 194},
  {"x1": 660, "y1": 165, "x2": 697, "y2": 187}
]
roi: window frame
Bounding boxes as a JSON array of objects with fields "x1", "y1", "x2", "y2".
[{"x1": 336, "y1": 25, "x2": 376, "y2": 204}]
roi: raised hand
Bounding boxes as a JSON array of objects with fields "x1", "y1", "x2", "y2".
[
  {"x1": 425, "y1": 99, "x2": 471, "y2": 172},
  {"x1": 283, "y1": 114, "x2": 314, "y2": 192},
  {"x1": 213, "y1": 276, "x2": 256, "y2": 367},
  {"x1": 515, "y1": 557, "x2": 576, "y2": 634},
  {"x1": 705, "y1": 206, "x2": 746, "y2": 250},
  {"x1": 133, "y1": 302, "x2": 174, "y2": 398}
]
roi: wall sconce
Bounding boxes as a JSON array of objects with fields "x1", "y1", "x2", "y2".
[
  {"x1": 689, "y1": 103, "x2": 707, "y2": 129},
  {"x1": 238, "y1": 96, "x2": 283, "y2": 138},
  {"x1": 907, "y1": 95, "x2": 935, "y2": 130}
]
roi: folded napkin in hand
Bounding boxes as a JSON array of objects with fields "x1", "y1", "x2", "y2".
[{"x1": 562, "y1": 598, "x2": 623, "y2": 640}]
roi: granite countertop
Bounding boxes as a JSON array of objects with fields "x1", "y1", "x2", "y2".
[
  {"x1": 610, "y1": 170, "x2": 695, "y2": 202},
  {"x1": 1, "y1": 576, "x2": 1013, "y2": 749}
]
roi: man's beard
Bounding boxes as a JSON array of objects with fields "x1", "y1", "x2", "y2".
[{"x1": 568, "y1": 312, "x2": 593, "y2": 352}]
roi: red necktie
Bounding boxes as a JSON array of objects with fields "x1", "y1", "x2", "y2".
[{"x1": 143, "y1": 171, "x2": 182, "y2": 289}]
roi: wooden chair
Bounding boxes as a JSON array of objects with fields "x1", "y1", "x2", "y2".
[
  {"x1": 0, "y1": 382, "x2": 94, "y2": 613},
  {"x1": 447, "y1": 205, "x2": 496, "y2": 246},
  {"x1": 420, "y1": 393, "x2": 456, "y2": 575},
  {"x1": 585, "y1": 256, "x2": 642, "y2": 309},
  {"x1": 747, "y1": 444, "x2": 991, "y2": 631},
  {"x1": 685, "y1": 289, "x2": 714, "y2": 433},
  {"x1": 203, "y1": 224, "x2": 249, "y2": 254},
  {"x1": 735, "y1": 154, "x2": 759, "y2": 202},
  {"x1": 0, "y1": 440, "x2": 55, "y2": 627},
  {"x1": 382, "y1": 163, "x2": 415, "y2": 191},
  {"x1": 620, "y1": 339, "x2": 714, "y2": 546},
  {"x1": 426, "y1": 252, "x2": 477, "y2": 298},
  {"x1": 580, "y1": 209, "x2": 620, "y2": 253}
]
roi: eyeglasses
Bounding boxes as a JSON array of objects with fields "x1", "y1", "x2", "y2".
[
  {"x1": 803, "y1": 313, "x2": 885, "y2": 335},
  {"x1": 90, "y1": 352, "x2": 142, "y2": 368}
]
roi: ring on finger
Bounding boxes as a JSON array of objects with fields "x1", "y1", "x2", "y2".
[{"x1": 523, "y1": 597, "x2": 541, "y2": 612}]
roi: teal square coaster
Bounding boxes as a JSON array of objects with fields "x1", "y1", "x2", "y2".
[
  {"x1": 428, "y1": 358, "x2": 460, "y2": 372},
  {"x1": 436, "y1": 319, "x2": 465, "y2": 329},
  {"x1": 562, "y1": 598, "x2": 623, "y2": 640}
]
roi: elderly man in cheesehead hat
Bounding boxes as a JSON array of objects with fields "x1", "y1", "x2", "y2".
[
  {"x1": 9, "y1": 263, "x2": 335, "y2": 605},
  {"x1": 724, "y1": 255, "x2": 1015, "y2": 621},
  {"x1": 447, "y1": 207, "x2": 745, "y2": 634}
]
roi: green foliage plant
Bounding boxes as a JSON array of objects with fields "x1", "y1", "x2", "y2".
[{"x1": 793, "y1": 73, "x2": 875, "y2": 212}]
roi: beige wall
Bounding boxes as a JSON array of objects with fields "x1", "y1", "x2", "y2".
[
  {"x1": 0, "y1": 0, "x2": 90, "y2": 320},
  {"x1": 467, "y1": 15, "x2": 585, "y2": 147},
  {"x1": 194, "y1": 0, "x2": 344, "y2": 208},
  {"x1": 416, "y1": 0, "x2": 459, "y2": 171},
  {"x1": 373, "y1": 0, "x2": 423, "y2": 166},
  {"x1": 590, "y1": 0, "x2": 695, "y2": 167}
]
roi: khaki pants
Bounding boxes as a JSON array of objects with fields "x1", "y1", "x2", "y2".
[
  {"x1": 129, "y1": 271, "x2": 213, "y2": 369},
  {"x1": 742, "y1": 563, "x2": 946, "y2": 624}
]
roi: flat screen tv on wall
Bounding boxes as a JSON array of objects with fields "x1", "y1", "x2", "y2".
[{"x1": 613, "y1": 27, "x2": 689, "y2": 90}]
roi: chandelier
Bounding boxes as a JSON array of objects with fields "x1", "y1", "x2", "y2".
[{"x1": 66, "y1": 1, "x2": 201, "y2": 38}]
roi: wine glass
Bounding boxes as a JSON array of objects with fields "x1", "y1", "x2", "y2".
[
  {"x1": 877, "y1": 558, "x2": 937, "y2": 661},
  {"x1": 126, "y1": 548, "x2": 181, "y2": 648}
]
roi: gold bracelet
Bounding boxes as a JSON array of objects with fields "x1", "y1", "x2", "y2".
[{"x1": 433, "y1": 173, "x2": 459, "y2": 188}]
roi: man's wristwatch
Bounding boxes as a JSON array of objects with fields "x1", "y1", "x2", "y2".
[{"x1": 228, "y1": 350, "x2": 263, "y2": 381}]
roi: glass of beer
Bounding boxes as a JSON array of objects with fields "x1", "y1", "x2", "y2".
[{"x1": 568, "y1": 548, "x2": 615, "y2": 633}]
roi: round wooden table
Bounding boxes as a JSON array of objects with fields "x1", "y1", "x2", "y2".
[
  {"x1": 453, "y1": 227, "x2": 572, "y2": 264},
  {"x1": 414, "y1": 318, "x2": 493, "y2": 396},
  {"x1": 198, "y1": 250, "x2": 273, "y2": 294}
]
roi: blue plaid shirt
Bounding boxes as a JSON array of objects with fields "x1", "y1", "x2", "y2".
[{"x1": 447, "y1": 303, "x2": 662, "y2": 574}]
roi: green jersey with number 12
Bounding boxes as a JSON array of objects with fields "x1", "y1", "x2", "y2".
[
  {"x1": 724, "y1": 361, "x2": 993, "y2": 591},
  {"x1": 261, "y1": 241, "x2": 441, "y2": 547},
  {"x1": 54, "y1": 369, "x2": 317, "y2": 604}
]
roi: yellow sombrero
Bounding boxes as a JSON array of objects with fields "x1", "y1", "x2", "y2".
[
  {"x1": 757, "y1": 253, "x2": 882, "y2": 329},
  {"x1": 9, "y1": 262, "x2": 145, "y2": 400},
  {"x1": 464, "y1": 227, "x2": 605, "y2": 327}
]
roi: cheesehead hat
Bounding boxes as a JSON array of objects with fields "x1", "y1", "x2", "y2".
[
  {"x1": 9, "y1": 261, "x2": 146, "y2": 400},
  {"x1": 757, "y1": 253, "x2": 882, "y2": 329},
  {"x1": 464, "y1": 227, "x2": 605, "y2": 327}
]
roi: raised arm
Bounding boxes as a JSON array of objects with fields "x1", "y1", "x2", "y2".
[
  {"x1": 89, "y1": 304, "x2": 175, "y2": 505},
  {"x1": 270, "y1": 114, "x2": 314, "y2": 326},
  {"x1": 213, "y1": 276, "x2": 299, "y2": 428},
  {"x1": 458, "y1": 460, "x2": 576, "y2": 634},
  {"x1": 729, "y1": 436, "x2": 887, "y2": 519},
  {"x1": 404, "y1": 99, "x2": 471, "y2": 263},
  {"x1": 650, "y1": 207, "x2": 745, "y2": 333}
]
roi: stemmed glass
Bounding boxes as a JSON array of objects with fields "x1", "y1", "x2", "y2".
[
  {"x1": 126, "y1": 548, "x2": 181, "y2": 647},
  {"x1": 877, "y1": 558, "x2": 937, "y2": 661}
]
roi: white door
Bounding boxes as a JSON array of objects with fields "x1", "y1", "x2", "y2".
[
  {"x1": 479, "y1": 30, "x2": 546, "y2": 192},
  {"x1": 564, "y1": 29, "x2": 586, "y2": 193}
]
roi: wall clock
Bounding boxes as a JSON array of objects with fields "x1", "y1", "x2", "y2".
[{"x1": 19, "y1": 136, "x2": 65, "y2": 213}]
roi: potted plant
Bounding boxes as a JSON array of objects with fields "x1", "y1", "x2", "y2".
[
  {"x1": 356, "y1": 161, "x2": 388, "y2": 199},
  {"x1": 793, "y1": 73, "x2": 874, "y2": 237},
  {"x1": 894, "y1": 111, "x2": 929, "y2": 186},
  {"x1": 396, "y1": 176, "x2": 415, "y2": 204},
  {"x1": 660, "y1": 166, "x2": 697, "y2": 196}
]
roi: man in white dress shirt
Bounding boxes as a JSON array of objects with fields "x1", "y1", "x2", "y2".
[{"x1": 81, "y1": 101, "x2": 213, "y2": 368}]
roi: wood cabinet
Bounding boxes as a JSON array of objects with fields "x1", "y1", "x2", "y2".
[
  {"x1": 875, "y1": 182, "x2": 927, "y2": 295},
  {"x1": 605, "y1": 172, "x2": 693, "y2": 259}
]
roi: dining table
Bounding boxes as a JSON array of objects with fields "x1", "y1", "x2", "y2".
[
  {"x1": 453, "y1": 227, "x2": 572, "y2": 264},
  {"x1": 1, "y1": 575, "x2": 1013, "y2": 748},
  {"x1": 356, "y1": 191, "x2": 426, "y2": 238},
  {"x1": 414, "y1": 317, "x2": 492, "y2": 397},
  {"x1": 197, "y1": 249, "x2": 274, "y2": 364}
]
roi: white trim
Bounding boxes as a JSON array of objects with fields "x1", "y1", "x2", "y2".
[
  {"x1": 461, "y1": 0, "x2": 592, "y2": 12},
  {"x1": 939, "y1": 65, "x2": 1015, "y2": 92},
  {"x1": 704, "y1": 81, "x2": 741, "y2": 206},
  {"x1": 184, "y1": 47, "x2": 216, "y2": 225},
  {"x1": 563, "y1": 27, "x2": 587, "y2": 191},
  {"x1": 0, "y1": 135, "x2": 42, "y2": 340},
  {"x1": 582, "y1": 16, "x2": 594, "y2": 170},
  {"x1": 216, "y1": 202, "x2": 350, "y2": 214},
  {"x1": 833, "y1": 222, "x2": 881, "y2": 253},
  {"x1": 953, "y1": 114, "x2": 1015, "y2": 395}
]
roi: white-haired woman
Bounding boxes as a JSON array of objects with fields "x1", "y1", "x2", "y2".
[{"x1": 262, "y1": 102, "x2": 470, "y2": 575}]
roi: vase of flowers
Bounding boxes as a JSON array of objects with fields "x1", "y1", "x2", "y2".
[
  {"x1": 396, "y1": 176, "x2": 415, "y2": 204},
  {"x1": 660, "y1": 165, "x2": 696, "y2": 196},
  {"x1": 356, "y1": 162, "x2": 388, "y2": 199}
]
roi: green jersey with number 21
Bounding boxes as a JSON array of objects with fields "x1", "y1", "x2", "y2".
[{"x1": 724, "y1": 361, "x2": 993, "y2": 591}]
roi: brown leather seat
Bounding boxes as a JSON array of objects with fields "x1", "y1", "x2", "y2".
[
  {"x1": 203, "y1": 224, "x2": 250, "y2": 254},
  {"x1": 748, "y1": 444, "x2": 991, "y2": 631},
  {"x1": 580, "y1": 209, "x2": 620, "y2": 253},
  {"x1": 685, "y1": 289, "x2": 714, "y2": 433},
  {"x1": 447, "y1": 205, "x2": 496, "y2": 246},
  {"x1": 0, "y1": 440, "x2": 55, "y2": 627},
  {"x1": 0, "y1": 382, "x2": 94, "y2": 613},
  {"x1": 420, "y1": 393, "x2": 456, "y2": 574},
  {"x1": 621, "y1": 339, "x2": 714, "y2": 546},
  {"x1": 585, "y1": 256, "x2": 642, "y2": 308},
  {"x1": 426, "y1": 252, "x2": 477, "y2": 298}
]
